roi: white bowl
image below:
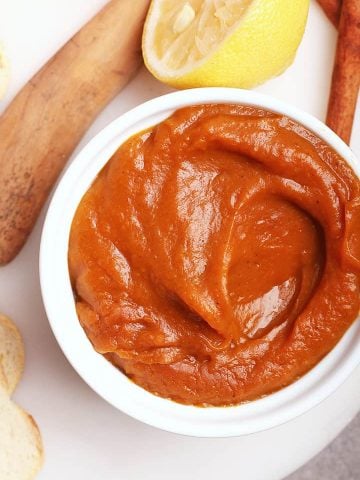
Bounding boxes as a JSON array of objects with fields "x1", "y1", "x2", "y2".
[{"x1": 40, "y1": 88, "x2": 360, "y2": 438}]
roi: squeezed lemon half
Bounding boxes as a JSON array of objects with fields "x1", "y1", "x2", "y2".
[{"x1": 142, "y1": 0, "x2": 310, "y2": 89}]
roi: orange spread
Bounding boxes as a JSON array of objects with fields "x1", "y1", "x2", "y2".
[{"x1": 68, "y1": 104, "x2": 360, "y2": 406}]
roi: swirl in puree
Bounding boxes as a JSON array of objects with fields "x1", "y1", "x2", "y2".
[{"x1": 69, "y1": 104, "x2": 360, "y2": 406}]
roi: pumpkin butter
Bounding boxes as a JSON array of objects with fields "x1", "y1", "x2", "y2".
[{"x1": 68, "y1": 104, "x2": 360, "y2": 406}]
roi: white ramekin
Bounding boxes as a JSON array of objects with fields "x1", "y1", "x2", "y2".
[{"x1": 40, "y1": 88, "x2": 360, "y2": 438}]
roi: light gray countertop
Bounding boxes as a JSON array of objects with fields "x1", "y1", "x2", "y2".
[{"x1": 287, "y1": 414, "x2": 360, "y2": 480}]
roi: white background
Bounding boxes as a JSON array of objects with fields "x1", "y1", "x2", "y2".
[{"x1": 0, "y1": 1, "x2": 359, "y2": 479}]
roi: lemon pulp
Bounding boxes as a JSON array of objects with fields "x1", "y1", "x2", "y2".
[
  {"x1": 143, "y1": 0, "x2": 310, "y2": 88},
  {"x1": 153, "y1": 0, "x2": 252, "y2": 71}
]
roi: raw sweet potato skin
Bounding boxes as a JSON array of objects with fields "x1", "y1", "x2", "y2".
[{"x1": 0, "y1": 0, "x2": 150, "y2": 264}]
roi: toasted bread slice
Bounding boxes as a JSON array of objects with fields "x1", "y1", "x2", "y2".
[
  {"x1": 0, "y1": 44, "x2": 10, "y2": 99},
  {"x1": 0, "y1": 387, "x2": 43, "y2": 479},
  {"x1": 0, "y1": 314, "x2": 25, "y2": 394},
  {"x1": 0, "y1": 362, "x2": 9, "y2": 391}
]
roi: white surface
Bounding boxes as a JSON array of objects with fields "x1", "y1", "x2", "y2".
[
  {"x1": 0, "y1": 0, "x2": 359, "y2": 477},
  {"x1": 40, "y1": 87, "x2": 360, "y2": 438}
]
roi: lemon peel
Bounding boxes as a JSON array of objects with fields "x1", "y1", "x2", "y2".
[{"x1": 143, "y1": 0, "x2": 310, "y2": 89}]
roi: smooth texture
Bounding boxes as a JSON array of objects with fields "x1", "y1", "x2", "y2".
[
  {"x1": 0, "y1": 0, "x2": 359, "y2": 478},
  {"x1": 68, "y1": 103, "x2": 360, "y2": 406},
  {"x1": 41, "y1": 88, "x2": 360, "y2": 437}
]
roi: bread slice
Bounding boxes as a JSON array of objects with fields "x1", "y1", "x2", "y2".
[
  {"x1": 0, "y1": 44, "x2": 10, "y2": 99},
  {"x1": 0, "y1": 314, "x2": 25, "y2": 394},
  {"x1": 0, "y1": 387, "x2": 43, "y2": 480},
  {"x1": 0, "y1": 362, "x2": 9, "y2": 392}
]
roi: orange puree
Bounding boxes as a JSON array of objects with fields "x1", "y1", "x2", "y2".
[{"x1": 68, "y1": 104, "x2": 360, "y2": 406}]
